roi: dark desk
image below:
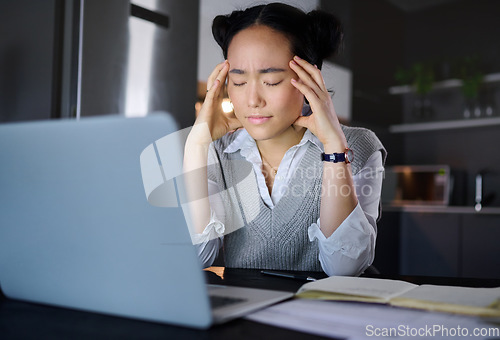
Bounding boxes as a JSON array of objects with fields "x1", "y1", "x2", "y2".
[
  {"x1": 0, "y1": 267, "x2": 329, "y2": 340},
  {"x1": 1, "y1": 268, "x2": 499, "y2": 340}
]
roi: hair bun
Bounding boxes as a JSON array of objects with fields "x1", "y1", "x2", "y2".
[
  {"x1": 212, "y1": 15, "x2": 231, "y2": 53},
  {"x1": 307, "y1": 10, "x2": 343, "y2": 62}
]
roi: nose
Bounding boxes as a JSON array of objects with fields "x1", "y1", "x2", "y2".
[{"x1": 247, "y1": 83, "x2": 264, "y2": 108}]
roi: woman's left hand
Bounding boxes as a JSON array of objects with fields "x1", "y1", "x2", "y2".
[{"x1": 289, "y1": 56, "x2": 347, "y2": 152}]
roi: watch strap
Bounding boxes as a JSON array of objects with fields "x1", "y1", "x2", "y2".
[
  {"x1": 321, "y1": 148, "x2": 353, "y2": 164},
  {"x1": 321, "y1": 152, "x2": 346, "y2": 163}
]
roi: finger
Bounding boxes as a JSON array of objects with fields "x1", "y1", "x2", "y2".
[
  {"x1": 292, "y1": 56, "x2": 327, "y2": 91},
  {"x1": 206, "y1": 63, "x2": 229, "y2": 101},
  {"x1": 289, "y1": 61, "x2": 324, "y2": 97},
  {"x1": 207, "y1": 60, "x2": 227, "y2": 89},
  {"x1": 215, "y1": 61, "x2": 229, "y2": 87},
  {"x1": 207, "y1": 60, "x2": 228, "y2": 90},
  {"x1": 204, "y1": 79, "x2": 221, "y2": 103},
  {"x1": 290, "y1": 56, "x2": 327, "y2": 93}
]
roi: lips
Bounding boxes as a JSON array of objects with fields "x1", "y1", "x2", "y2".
[{"x1": 247, "y1": 115, "x2": 272, "y2": 125}]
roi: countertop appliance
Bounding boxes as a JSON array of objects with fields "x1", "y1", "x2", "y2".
[{"x1": 382, "y1": 165, "x2": 451, "y2": 206}]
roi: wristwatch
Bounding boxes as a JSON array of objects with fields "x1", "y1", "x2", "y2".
[{"x1": 321, "y1": 148, "x2": 353, "y2": 164}]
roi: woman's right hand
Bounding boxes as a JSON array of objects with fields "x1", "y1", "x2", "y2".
[{"x1": 194, "y1": 61, "x2": 242, "y2": 143}]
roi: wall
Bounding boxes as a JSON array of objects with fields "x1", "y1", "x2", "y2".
[
  {"x1": 0, "y1": 0, "x2": 57, "y2": 122},
  {"x1": 80, "y1": 0, "x2": 130, "y2": 118},
  {"x1": 320, "y1": 0, "x2": 406, "y2": 165},
  {"x1": 405, "y1": 0, "x2": 500, "y2": 74},
  {"x1": 350, "y1": 0, "x2": 405, "y2": 128}
]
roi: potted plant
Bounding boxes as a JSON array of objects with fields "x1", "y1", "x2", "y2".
[
  {"x1": 458, "y1": 56, "x2": 483, "y2": 118},
  {"x1": 394, "y1": 62, "x2": 435, "y2": 120},
  {"x1": 411, "y1": 62, "x2": 435, "y2": 119}
]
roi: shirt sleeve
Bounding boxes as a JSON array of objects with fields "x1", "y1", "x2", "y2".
[
  {"x1": 308, "y1": 151, "x2": 384, "y2": 276},
  {"x1": 192, "y1": 179, "x2": 225, "y2": 268}
]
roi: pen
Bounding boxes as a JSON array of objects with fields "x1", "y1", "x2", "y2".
[{"x1": 260, "y1": 270, "x2": 317, "y2": 281}]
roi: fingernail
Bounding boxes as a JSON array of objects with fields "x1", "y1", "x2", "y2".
[
  {"x1": 314, "y1": 64, "x2": 318, "y2": 69},
  {"x1": 290, "y1": 60, "x2": 297, "y2": 65},
  {"x1": 291, "y1": 78, "x2": 297, "y2": 83},
  {"x1": 294, "y1": 56, "x2": 302, "y2": 60}
]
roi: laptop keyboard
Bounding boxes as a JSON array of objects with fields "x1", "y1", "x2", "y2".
[{"x1": 210, "y1": 295, "x2": 247, "y2": 309}]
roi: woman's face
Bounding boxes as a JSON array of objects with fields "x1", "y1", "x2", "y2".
[{"x1": 226, "y1": 25, "x2": 304, "y2": 142}]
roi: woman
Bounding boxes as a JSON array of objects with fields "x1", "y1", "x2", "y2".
[{"x1": 184, "y1": 3, "x2": 386, "y2": 276}]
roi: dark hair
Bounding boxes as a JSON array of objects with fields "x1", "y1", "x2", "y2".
[{"x1": 212, "y1": 3, "x2": 343, "y2": 70}]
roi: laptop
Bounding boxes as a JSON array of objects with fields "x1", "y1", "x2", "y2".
[{"x1": 0, "y1": 113, "x2": 292, "y2": 329}]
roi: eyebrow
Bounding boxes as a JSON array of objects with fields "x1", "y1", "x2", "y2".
[{"x1": 229, "y1": 67, "x2": 286, "y2": 75}]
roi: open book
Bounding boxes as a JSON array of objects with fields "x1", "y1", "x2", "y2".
[{"x1": 296, "y1": 276, "x2": 500, "y2": 317}]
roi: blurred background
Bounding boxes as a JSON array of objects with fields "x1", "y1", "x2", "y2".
[{"x1": 1, "y1": 0, "x2": 499, "y2": 279}]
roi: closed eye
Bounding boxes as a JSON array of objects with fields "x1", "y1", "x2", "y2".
[
  {"x1": 265, "y1": 80, "x2": 283, "y2": 87},
  {"x1": 232, "y1": 80, "x2": 283, "y2": 87}
]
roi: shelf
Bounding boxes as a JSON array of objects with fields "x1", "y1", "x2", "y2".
[
  {"x1": 384, "y1": 205, "x2": 500, "y2": 215},
  {"x1": 389, "y1": 116, "x2": 500, "y2": 133},
  {"x1": 388, "y1": 72, "x2": 500, "y2": 95}
]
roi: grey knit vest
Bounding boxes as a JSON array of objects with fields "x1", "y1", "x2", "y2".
[{"x1": 207, "y1": 126, "x2": 386, "y2": 271}]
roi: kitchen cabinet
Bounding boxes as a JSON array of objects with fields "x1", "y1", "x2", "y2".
[
  {"x1": 462, "y1": 215, "x2": 500, "y2": 279},
  {"x1": 399, "y1": 212, "x2": 460, "y2": 277},
  {"x1": 376, "y1": 210, "x2": 500, "y2": 279}
]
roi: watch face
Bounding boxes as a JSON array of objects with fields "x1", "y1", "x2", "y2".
[{"x1": 345, "y1": 148, "x2": 354, "y2": 163}]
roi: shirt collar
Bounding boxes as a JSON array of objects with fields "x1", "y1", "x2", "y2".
[
  {"x1": 223, "y1": 128, "x2": 324, "y2": 156},
  {"x1": 223, "y1": 129, "x2": 255, "y2": 155},
  {"x1": 299, "y1": 129, "x2": 323, "y2": 151}
]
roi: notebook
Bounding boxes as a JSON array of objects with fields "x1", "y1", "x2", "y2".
[{"x1": 0, "y1": 113, "x2": 292, "y2": 329}]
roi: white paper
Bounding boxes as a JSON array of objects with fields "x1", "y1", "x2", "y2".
[{"x1": 246, "y1": 299, "x2": 499, "y2": 339}]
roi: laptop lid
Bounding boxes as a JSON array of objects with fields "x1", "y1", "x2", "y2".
[{"x1": 0, "y1": 113, "x2": 213, "y2": 329}]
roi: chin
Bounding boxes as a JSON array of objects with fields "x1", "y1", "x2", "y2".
[
  {"x1": 243, "y1": 126, "x2": 286, "y2": 142},
  {"x1": 245, "y1": 130, "x2": 272, "y2": 141}
]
